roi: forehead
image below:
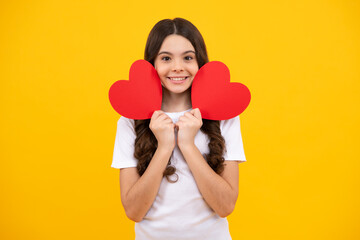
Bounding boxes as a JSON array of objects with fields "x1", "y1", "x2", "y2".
[{"x1": 159, "y1": 34, "x2": 195, "y2": 53}]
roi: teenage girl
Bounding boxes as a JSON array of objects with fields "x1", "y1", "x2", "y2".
[{"x1": 112, "y1": 18, "x2": 246, "y2": 240}]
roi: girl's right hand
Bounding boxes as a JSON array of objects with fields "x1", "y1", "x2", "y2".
[{"x1": 149, "y1": 110, "x2": 176, "y2": 151}]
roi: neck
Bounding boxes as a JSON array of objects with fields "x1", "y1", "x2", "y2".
[{"x1": 161, "y1": 87, "x2": 192, "y2": 112}]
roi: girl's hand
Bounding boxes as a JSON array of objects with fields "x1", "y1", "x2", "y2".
[
  {"x1": 149, "y1": 110, "x2": 176, "y2": 151},
  {"x1": 176, "y1": 108, "x2": 203, "y2": 150}
]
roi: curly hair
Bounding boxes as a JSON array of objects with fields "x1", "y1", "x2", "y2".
[{"x1": 134, "y1": 18, "x2": 226, "y2": 182}]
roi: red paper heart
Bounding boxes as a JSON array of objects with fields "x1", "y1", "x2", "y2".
[
  {"x1": 108, "y1": 60, "x2": 162, "y2": 119},
  {"x1": 109, "y1": 60, "x2": 251, "y2": 120},
  {"x1": 191, "y1": 61, "x2": 251, "y2": 120}
]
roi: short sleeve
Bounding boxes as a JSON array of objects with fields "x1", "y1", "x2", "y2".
[
  {"x1": 111, "y1": 116, "x2": 138, "y2": 169},
  {"x1": 220, "y1": 116, "x2": 246, "y2": 163}
]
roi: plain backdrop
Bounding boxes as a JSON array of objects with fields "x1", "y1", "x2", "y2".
[{"x1": 1, "y1": 0, "x2": 359, "y2": 239}]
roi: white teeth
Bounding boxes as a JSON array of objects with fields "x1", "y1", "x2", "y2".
[{"x1": 169, "y1": 77, "x2": 187, "y2": 81}]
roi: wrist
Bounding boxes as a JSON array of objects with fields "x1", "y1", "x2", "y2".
[
  {"x1": 157, "y1": 143, "x2": 175, "y2": 155},
  {"x1": 178, "y1": 142, "x2": 196, "y2": 153}
]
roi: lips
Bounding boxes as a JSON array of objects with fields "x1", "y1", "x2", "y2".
[
  {"x1": 168, "y1": 76, "x2": 188, "y2": 80},
  {"x1": 167, "y1": 76, "x2": 189, "y2": 84}
]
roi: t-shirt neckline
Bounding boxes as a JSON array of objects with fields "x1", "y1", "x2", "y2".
[{"x1": 164, "y1": 108, "x2": 192, "y2": 118}]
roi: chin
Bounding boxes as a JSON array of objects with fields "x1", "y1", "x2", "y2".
[{"x1": 164, "y1": 86, "x2": 191, "y2": 95}]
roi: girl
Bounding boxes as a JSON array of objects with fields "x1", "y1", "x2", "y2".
[{"x1": 111, "y1": 18, "x2": 246, "y2": 240}]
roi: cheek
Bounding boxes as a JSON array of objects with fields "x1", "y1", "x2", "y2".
[
  {"x1": 190, "y1": 66, "x2": 199, "y2": 76},
  {"x1": 155, "y1": 65, "x2": 167, "y2": 77},
  {"x1": 189, "y1": 61, "x2": 199, "y2": 75}
]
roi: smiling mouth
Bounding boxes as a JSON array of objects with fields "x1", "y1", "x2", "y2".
[{"x1": 167, "y1": 76, "x2": 189, "y2": 81}]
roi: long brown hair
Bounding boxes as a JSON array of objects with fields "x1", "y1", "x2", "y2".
[{"x1": 134, "y1": 18, "x2": 226, "y2": 181}]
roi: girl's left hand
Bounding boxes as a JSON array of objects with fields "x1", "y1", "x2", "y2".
[{"x1": 175, "y1": 108, "x2": 203, "y2": 150}]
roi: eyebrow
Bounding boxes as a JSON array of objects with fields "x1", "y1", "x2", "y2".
[{"x1": 158, "y1": 50, "x2": 196, "y2": 56}]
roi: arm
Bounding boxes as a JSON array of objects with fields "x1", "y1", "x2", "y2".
[
  {"x1": 119, "y1": 110, "x2": 175, "y2": 222},
  {"x1": 176, "y1": 109, "x2": 239, "y2": 217},
  {"x1": 179, "y1": 144, "x2": 239, "y2": 218},
  {"x1": 120, "y1": 146, "x2": 172, "y2": 222}
]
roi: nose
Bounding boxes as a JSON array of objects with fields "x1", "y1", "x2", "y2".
[{"x1": 172, "y1": 59, "x2": 184, "y2": 73}]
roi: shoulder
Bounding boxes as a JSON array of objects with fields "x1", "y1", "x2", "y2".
[
  {"x1": 117, "y1": 116, "x2": 135, "y2": 130},
  {"x1": 114, "y1": 116, "x2": 137, "y2": 139},
  {"x1": 112, "y1": 116, "x2": 138, "y2": 169},
  {"x1": 118, "y1": 116, "x2": 135, "y2": 126}
]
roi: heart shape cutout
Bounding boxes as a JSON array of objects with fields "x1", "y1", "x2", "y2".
[
  {"x1": 191, "y1": 61, "x2": 251, "y2": 120},
  {"x1": 109, "y1": 60, "x2": 251, "y2": 120},
  {"x1": 108, "y1": 60, "x2": 162, "y2": 119}
]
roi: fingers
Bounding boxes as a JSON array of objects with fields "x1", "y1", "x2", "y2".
[
  {"x1": 179, "y1": 108, "x2": 202, "y2": 122},
  {"x1": 149, "y1": 110, "x2": 176, "y2": 150},
  {"x1": 151, "y1": 110, "x2": 172, "y2": 122},
  {"x1": 176, "y1": 112, "x2": 202, "y2": 131},
  {"x1": 191, "y1": 108, "x2": 202, "y2": 120},
  {"x1": 151, "y1": 109, "x2": 202, "y2": 129},
  {"x1": 151, "y1": 110, "x2": 164, "y2": 121},
  {"x1": 150, "y1": 110, "x2": 174, "y2": 130}
]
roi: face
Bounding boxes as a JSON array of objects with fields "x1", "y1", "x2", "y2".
[{"x1": 154, "y1": 34, "x2": 199, "y2": 95}]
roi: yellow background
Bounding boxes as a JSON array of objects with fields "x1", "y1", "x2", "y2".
[{"x1": 1, "y1": 0, "x2": 359, "y2": 239}]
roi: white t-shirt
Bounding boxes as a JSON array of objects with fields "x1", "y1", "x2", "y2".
[{"x1": 111, "y1": 109, "x2": 246, "y2": 240}]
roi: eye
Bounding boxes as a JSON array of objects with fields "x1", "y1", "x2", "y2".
[
  {"x1": 161, "y1": 56, "x2": 171, "y2": 61},
  {"x1": 184, "y1": 56, "x2": 193, "y2": 61}
]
